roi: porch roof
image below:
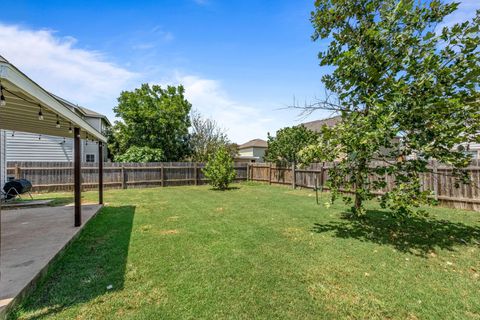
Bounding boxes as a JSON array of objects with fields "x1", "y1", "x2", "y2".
[{"x1": 0, "y1": 56, "x2": 107, "y2": 142}]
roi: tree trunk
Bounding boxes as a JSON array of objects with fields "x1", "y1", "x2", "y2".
[
  {"x1": 353, "y1": 158, "x2": 367, "y2": 217},
  {"x1": 354, "y1": 190, "x2": 362, "y2": 215}
]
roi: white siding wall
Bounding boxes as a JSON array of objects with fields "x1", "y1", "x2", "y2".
[
  {"x1": 6, "y1": 131, "x2": 74, "y2": 162},
  {"x1": 460, "y1": 142, "x2": 480, "y2": 159},
  {"x1": 467, "y1": 143, "x2": 480, "y2": 159},
  {"x1": 84, "y1": 118, "x2": 101, "y2": 162},
  {"x1": 238, "y1": 147, "x2": 266, "y2": 162},
  {"x1": 238, "y1": 147, "x2": 254, "y2": 157},
  {"x1": 1, "y1": 130, "x2": 6, "y2": 190},
  {"x1": 4, "y1": 116, "x2": 109, "y2": 163}
]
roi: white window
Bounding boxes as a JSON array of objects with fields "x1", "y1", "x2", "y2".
[{"x1": 86, "y1": 154, "x2": 95, "y2": 162}]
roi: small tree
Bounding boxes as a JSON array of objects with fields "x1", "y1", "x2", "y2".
[
  {"x1": 203, "y1": 147, "x2": 236, "y2": 190},
  {"x1": 265, "y1": 125, "x2": 318, "y2": 167},
  {"x1": 115, "y1": 146, "x2": 165, "y2": 163}
]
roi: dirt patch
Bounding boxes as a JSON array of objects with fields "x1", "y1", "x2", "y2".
[
  {"x1": 282, "y1": 227, "x2": 305, "y2": 241},
  {"x1": 139, "y1": 224, "x2": 153, "y2": 232},
  {"x1": 157, "y1": 229, "x2": 180, "y2": 235}
]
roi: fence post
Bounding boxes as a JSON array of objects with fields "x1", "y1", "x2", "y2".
[
  {"x1": 161, "y1": 163, "x2": 164, "y2": 187},
  {"x1": 432, "y1": 160, "x2": 438, "y2": 201},
  {"x1": 194, "y1": 163, "x2": 198, "y2": 185},
  {"x1": 14, "y1": 164, "x2": 21, "y2": 179},
  {"x1": 121, "y1": 165, "x2": 126, "y2": 189},
  {"x1": 269, "y1": 163, "x2": 272, "y2": 185},
  {"x1": 292, "y1": 163, "x2": 296, "y2": 189},
  {"x1": 320, "y1": 163, "x2": 325, "y2": 192}
]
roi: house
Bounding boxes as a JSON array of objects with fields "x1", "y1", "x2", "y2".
[
  {"x1": 301, "y1": 115, "x2": 399, "y2": 158},
  {"x1": 236, "y1": 139, "x2": 268, "y2": 163},
  {"x1": 3, "y1": 96, "x2": 110, "y2": 163},
  {"x1": 301, "y1": 115, "x2": 342, "y2": 132},
  {"x1": 302, "y1": 115, "x2": 480, "y2": 160},
  {"x1": 459, "y1": 143, "x2": 480, "y2": 159}
]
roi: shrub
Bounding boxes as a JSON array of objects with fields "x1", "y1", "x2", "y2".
[
  {"x1": 115, "y1": 146, "x2": 165, "y2": 163},
  {"x1": 203, "y1": 147, "x2": 236, "y2": 190}
]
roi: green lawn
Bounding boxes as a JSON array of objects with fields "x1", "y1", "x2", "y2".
[{"x1": 10, "y1": 183, "x2": 480, "y2": 319}]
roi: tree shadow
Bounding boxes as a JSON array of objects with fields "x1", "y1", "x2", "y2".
[
  {"x1": 47, "y1": 196, "x2": 74, "y2": 207},
  {"x1": 312, "y1": 210, "x2": 480, "y2": 257},
  {"x1": 8, "y1": 205, "x2": 135, "y2": 319},
  {"x1": 210, "y1": 186, "x2": 240, "y2": 191}
]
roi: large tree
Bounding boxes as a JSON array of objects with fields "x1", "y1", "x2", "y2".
[
  {"x1": 265, "y1": 125, "x2": 318, "y2": 166},
  {"x1": 189, "y1": 110, "x2": 234, "y2": 162},
  {"x1": 109, "y1": 84, "x2": 192, "y2": 161},
  {"x1": 303, "y1": 0, "x2": 479, "y2": 217}
]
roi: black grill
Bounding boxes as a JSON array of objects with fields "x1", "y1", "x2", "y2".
[{"x1": 3, "y1": 179, "x2": 33, "y2": 199}]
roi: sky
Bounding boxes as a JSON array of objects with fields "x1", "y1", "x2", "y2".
[{"x1": 0, "y1": 0, "x2": 478, "y2": 143}]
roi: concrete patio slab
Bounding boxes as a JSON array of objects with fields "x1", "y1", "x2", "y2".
[
  {"x1": 2, "y1": 200, "x2": 53, "y2": 210},
  {"x1": 0, "y1": 204, "x2": 102, "y2": 318}
]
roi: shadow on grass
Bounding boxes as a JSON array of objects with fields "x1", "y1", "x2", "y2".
[
  {"x1": 312, "y1": 210, "x2": 480, "y2": 256},
  {"x1": 8, "y1": 205, "x2": 135, "y2": 319},
  {"x1": 209, "y1": 186, "x2": 240, "y2": 191},
  {"x1": 47, "y1": 196, "x2": 74, "y2": 207}
]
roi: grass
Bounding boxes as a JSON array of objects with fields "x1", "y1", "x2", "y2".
[{"x1": 9, "y1": 183, "x2": 480, "y2": 319}]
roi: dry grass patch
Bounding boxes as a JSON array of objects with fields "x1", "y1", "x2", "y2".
[{"x1": 155, "y1": 229, "x2": 180, "y2": 235}]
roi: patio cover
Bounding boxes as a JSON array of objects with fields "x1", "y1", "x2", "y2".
[
  {"x1": 0, "y1": 55, "x2": 106, "y2": 142},
  {"x1": 0, "y1": 55, "x2": 106, "y2": 230}
]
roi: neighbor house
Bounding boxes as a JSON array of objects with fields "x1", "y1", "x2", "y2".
[
  {"x1": 302, "y1": 115, "x2": 480, "y2": 160},
  {"x1": 301, "y1": 115, "x2": 342, "y2": 132},
  {"x1": 236, "y1": 139, "x2": 268, "y2": 163},
  {"x1": 301, "y1": 115, "x2": 400, "y2": 158},
  {"x1": 459, "y1": 143, "x2": 480, "y2": 160},
  {"x1": 3, "y1": 95, "x2": 110, "y2": 164}
]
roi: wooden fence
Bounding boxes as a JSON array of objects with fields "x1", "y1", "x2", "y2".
[
  {"x1": 6, "y1": 161, "x2": 248, "y2": 192},
  {"x1": 6, "y1": 160, "x2": 480, "y2": 211},
  {"x1": 247, "y1": 160, "x2": 480, "y2": 212}
]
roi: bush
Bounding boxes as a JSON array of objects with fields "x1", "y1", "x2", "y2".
[
  {"x1": 115, "y1": 146, "x2": 165, "y2": 163},
  {"x1": 203, "y1": 147, "x2": 236, "y2": 190}
]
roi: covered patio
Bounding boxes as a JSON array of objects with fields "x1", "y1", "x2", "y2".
[
  {"x1": 0, "y1": 204, "x2": 102, "y2": 315},
  {"x1": 0, "y1": 55, "x2": 107, "y2": 317}
]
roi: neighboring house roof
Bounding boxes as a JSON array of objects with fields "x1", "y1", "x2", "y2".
[
  {"x1": 78, "y1": 106, "x2": 112, "y2": 126},
  {"x1": 301, "y1": 115, "x2": 342, "y2": 132},
  {"x1": 239, "y1": 139, "x2": 268, "y2": 149},
  {"x1": 50, "y1": 93, "x2": 112, "y2": 126}
]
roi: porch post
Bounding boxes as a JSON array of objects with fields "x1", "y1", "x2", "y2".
[
  {"x1": 74, "y1": 127, "x2": 82, "y2": 227},
  {"x1": 98, "y1": 141, "x2": 104, "y2": 205}
]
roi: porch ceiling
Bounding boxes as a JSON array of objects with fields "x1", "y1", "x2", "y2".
[{"x1": 0, "y1": 59, "x2": 107, "y2": 142}]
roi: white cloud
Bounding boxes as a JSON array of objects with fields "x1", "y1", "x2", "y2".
[
  {"x1": 178, "y1": 75, "x2": 275, "y2": 143},
  {"x1": 0, "y1": 23, "x2": 137, "y2": 116},
  {"x1": 156, "y1": 72, "x2": 281, "y2": 143},
  {"x1": 438, "y1": 0, "x2": 480, "y2": 30},
  {"x1": 0, "y1": 23, "x2": 287, "y2": 143},
  {"x1": 150, "y1": 26, "x2": 174, "y2": 42}
]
